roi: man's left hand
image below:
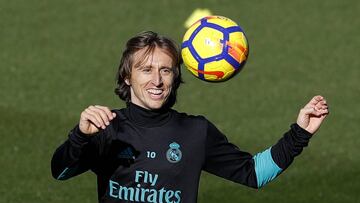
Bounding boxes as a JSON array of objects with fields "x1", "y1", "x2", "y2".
[{"x1": 297, "y1": 95, "x2": 329, "y2": 134}]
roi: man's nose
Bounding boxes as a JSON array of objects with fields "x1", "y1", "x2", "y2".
[{"x1": 152, "y1": 71, "x2": 163, "y2": 86}]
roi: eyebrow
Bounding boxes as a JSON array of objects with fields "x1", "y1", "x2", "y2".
[{"x1": 136, "y1": 65, "x2": 173, "y2": 70}]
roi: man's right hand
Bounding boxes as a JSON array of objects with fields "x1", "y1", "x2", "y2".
[{"x1": 79, "y1": 105, "x2": 116, "y2": 135}]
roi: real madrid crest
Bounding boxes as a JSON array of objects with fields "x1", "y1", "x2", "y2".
[{"x1": 166, "y1": 142, "x2": 182, "y2": 163}]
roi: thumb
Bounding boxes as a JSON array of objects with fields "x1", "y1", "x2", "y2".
[
  {"x1": 301, "y1": 106, "x2": 323, "y2": 117},
  {"x1": 297, "y1": 107, "x2": 317, "y2": 129},
  {"x1": 79, "y1": 120, "x2": 100, "y2": 135}
]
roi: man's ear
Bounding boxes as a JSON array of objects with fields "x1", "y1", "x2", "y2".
[{"x1": 125, "y1": 78, "x2": 130, "y2": 86}]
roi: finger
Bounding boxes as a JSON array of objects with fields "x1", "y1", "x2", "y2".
[
  {"x1": 81, "y1": 111, "x2": 102, "y2": 129},
  {"x1": 85, "y1": 108, "x2": 106, "y2": 129},
  {"x1": 301, "y1": 106, "x2": 323, "y2": 116},
  {"x1": 313, "y1": 106, "x2": 329, "y2": 116},
  {"x1": 94, "y1": 105, "x2": 114, "y2": 120},
  {"x1": 316, "y1": 101, "x2": 328, "y2": 111},
  {"x1": 83, "y1": 110, "x2": 104, "y2": 129},
  {"x1": 320, "y1": 108, "x2": 329, "y2": 114},
  {"x1": 89, "y1": 106, "x2": 111, "y2": 125},
  {"x1": 305, "y1": 95, "x2": 324, "y2": 108},
  {"x1": 318, "y1": 112, "x2": 328, "y2": 122},
  {"x1": 319, "y1": 103, "x2": 328, "y2": 110}
]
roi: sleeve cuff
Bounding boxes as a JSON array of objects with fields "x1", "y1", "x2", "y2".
[
  {"x1": 291, "y1": 123, "x2": 313, "y2": 139},
  {"x1": 68, "y1": 125, "x2": 92, "y2": 146}
]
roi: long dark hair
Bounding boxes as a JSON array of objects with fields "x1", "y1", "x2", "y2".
[{"x1": 114, "y1": 31, "x2": 183, "y2": 108}]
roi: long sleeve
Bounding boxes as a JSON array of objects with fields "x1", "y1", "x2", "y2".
[
  {"x1": 51, "y1": 125, "x2": 100, "y2": 180},
  {"x1": 270, "y1": 123, "x2": 312, "y2": 170},
  {"x1": 203, "y1": 121, "x2": 258, "y2": 188},
  {"x1": 203, "y1": 121, "x2": 312, "y2": 189}
]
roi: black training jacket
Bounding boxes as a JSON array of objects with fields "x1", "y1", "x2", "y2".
[{"x1": 51, "y1": 103, "x2": 312, "y2": 203}]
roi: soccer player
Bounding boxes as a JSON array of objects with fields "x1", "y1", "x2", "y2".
[{"x1": 51, "y1": 31, "x2": 329, "y2": 203}]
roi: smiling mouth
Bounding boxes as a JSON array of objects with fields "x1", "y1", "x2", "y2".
[{"x1": 147, "y1": 89, "x2": 164, "y2": 99}]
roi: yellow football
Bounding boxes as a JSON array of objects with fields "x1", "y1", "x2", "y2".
[{"x1": 181, "y1": 16, "x2": 249, "y2": 82}]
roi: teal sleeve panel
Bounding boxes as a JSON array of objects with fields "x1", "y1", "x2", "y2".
[{"x1": 253, "y1": 147, "x2": 282, "y2": 188}]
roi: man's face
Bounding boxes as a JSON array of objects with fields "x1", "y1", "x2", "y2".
[{"x1": 126, "y1": 47, "x2": 174, "y2": 110}]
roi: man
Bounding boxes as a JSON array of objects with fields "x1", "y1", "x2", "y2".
[{"x1": 51, "y1": 31, "x2": 329, "y2": 203}]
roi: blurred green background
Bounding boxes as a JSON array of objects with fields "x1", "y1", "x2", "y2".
[{"x1": 0, "y1": 0, "x2": 359, "y2": 202}]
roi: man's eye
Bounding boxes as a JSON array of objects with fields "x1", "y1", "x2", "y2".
[
  {"x1": 161, "y1": 68, "x2": 172, "y2": 74},
  {"x1": 142, "y1": 68, "x2": 151, "y2": 73}
]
